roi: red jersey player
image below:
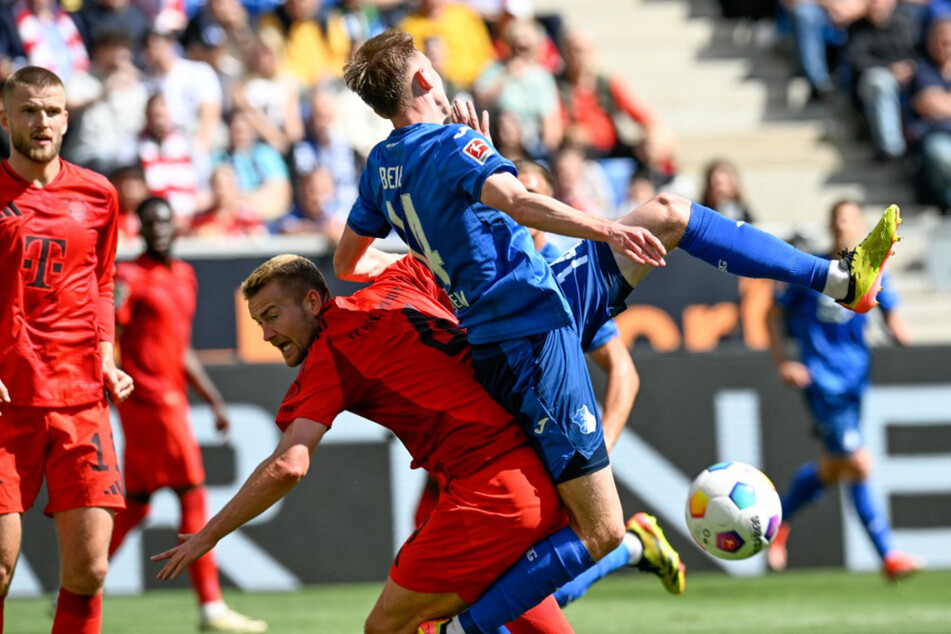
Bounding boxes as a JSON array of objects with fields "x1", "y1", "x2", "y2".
[
  {"x1": 0, "y1": 66, "x2": 133, "y2": 634},
  {"x1": 153, "y1": 254, "x2": 577, "y2": 633},
  {"x1": 111, "y1": 197, "x2": 266, "y2": 632}
]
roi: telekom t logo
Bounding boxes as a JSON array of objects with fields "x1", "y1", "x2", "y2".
[{"x1": 23, "y1": 236, "x2": 67, "y2": 289}]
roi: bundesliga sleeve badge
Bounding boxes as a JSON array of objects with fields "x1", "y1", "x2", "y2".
[{"x1": 462, "y1": 138, "x2": 494, "y2": 165}]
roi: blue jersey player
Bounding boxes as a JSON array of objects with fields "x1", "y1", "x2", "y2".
[
  {"x1": 336, "y1": 30, "x2": 903, "y2": 634},
  {"x1": 765, "y1": 199, "x2": 921, "y2": 582}
]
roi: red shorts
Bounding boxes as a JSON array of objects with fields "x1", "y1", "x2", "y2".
[
  {"x1": 0, "y1": 399, "x2": 125, "y2": 516},
  {"x1": 390, "y1": 446, "x2": 569, "y2": 604},
  {"x1": 116, "y1": 396, "x2": 205, "y2": 495}
]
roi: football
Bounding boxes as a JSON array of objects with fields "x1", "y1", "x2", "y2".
[{"x1": 685, "y1": 461, "x2": 783, "y2": 560}]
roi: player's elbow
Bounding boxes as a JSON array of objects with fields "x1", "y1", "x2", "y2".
[{"x1": 332, "y1": 249, "x2": 353, "y2": 278}]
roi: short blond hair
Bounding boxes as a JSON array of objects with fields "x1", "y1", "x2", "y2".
[
  {"x1": 241, "y1": 254, "x2": 331, "y2": 304},
  {"x1": 344, "y1": 29, "x2": 417, "y2": 119}
]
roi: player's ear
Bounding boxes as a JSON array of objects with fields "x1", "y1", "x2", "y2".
[
  {"x1": 304, "y1": 289, "x2": 323, "y2": 316},
  {"x1": 413, "y1": 69, "x2": 434, "y2": 92}
]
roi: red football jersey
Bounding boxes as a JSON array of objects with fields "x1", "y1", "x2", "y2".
[
  {"x1": 116, "y1": 254, "x2": 197, "y2": 404},
  {"x1": 276, "y1": 256, "x2": 529, "y2": 478},
  {"x1": 0, "y1": 160, "x2": 119, "y2": 406}
]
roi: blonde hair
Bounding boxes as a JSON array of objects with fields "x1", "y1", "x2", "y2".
[
  {"x1": 344, "y1": 29, "x2": 417, "y2": 119},
  {"x1": 241, "y1": 254, "x2": 331, "y2": 304}
]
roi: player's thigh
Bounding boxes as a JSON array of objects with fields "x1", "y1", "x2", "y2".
[
  {"x1": 54, "y1": 506, "x2": 114, "y2": 593},
  {"x1": 365, "y1": 577, "x2": 466, "y2": 634},
  {"x1": 0, "y1": 513, "x2": 23, "y2": 591},
  {"x1": 44, "y1": 400, "x2": 126, "y2": 516},
  {"x1": 472, "y1": 328, "x2": 605, "y2": 482},
  {"x1": 0, "y1": 406, "x2": 49, "y2": 515},
  {"x1": 556, "y1": 465, "x2": 625, "y2": 559}
]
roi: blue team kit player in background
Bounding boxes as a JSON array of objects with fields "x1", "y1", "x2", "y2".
[
  {"x1": 766, "y1": 199, "x2": 922, "y2": 582},
  {"x1": 333, "y1": 29, "x2": 903, "y2": 634}
]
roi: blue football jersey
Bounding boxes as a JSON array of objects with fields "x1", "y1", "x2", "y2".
[
  {"x1": 538, "y1": 241, "x2": 619, "y2": 353},
  {"x1": 776, "y1": 268, "x2": 898, "y2": 395},
  {"x1": 347, "y1": 123, "x2": 572, "y2": 344}
]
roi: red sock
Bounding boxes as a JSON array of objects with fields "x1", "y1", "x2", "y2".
[
  {"x1": 505, "y1": 595, "x2": 574, "y2": 634},
  {"x1": 179, "y1": 486, "x2": 222, "y2": 604},
  {"x1": 52, "y1": 588, "x2": 102, "y2": 634},
  {"x1": 109, "y1": 499, "x2": 150, "y2": 558}
]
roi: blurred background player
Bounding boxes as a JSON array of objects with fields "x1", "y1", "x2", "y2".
[
  {"x1": 110, "y1": 197, "x2": 267, "y2": 633},
  {"x1": 765, "y1": 198, "x2": 921, "y2": 581},
  {"x1": 0, "y1": 66, "x2": 133, "y2": 634}
]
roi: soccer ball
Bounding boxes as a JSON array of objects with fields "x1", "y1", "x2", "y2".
[{"x1": 685, "y1": 461, "x2": 783, "y2": 560}]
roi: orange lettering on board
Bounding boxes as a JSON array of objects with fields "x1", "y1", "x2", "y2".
[
  {"x1": 683, "y1": 303, "x2": 739, "y2": 352},
  {"x1": 614, "y1": 305, "x2": 681, "y2": 352}
]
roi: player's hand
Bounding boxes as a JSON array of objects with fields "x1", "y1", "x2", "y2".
[
  {"x1": 778, "y1": 361, "x2": 812, "y2": 388},
  {"x1": 608, "y1": 223, "x2": 667, "y2": 267},
  {"x1": 152, "y1": 532, "x2": 215, "y2": 581},
  {"x1": 103, "y1": 362, "x2": 135, "y2": 403},
  {"x1": 213, "y1": 403, "x2": 231, "y2": 436},
  {"x1": 451, "y1": 99, "x2": 491, "y2": 144},
  {"x1": 0, "y1": 378, "x2": 10, "y2": 415}
]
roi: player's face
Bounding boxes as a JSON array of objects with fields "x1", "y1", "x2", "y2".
[
  {"x1": 2, "y1": 83, "x2": 68, "y2": 165},
  {"x1": 248, "y1": 281, "x2": 322, "y2": 367},
  {"x1": 139, "y1": 202, "x2": 177, "y2": 257},
  {"x1": 830, "y1": 202, "x2": 866, "y2": 249}
]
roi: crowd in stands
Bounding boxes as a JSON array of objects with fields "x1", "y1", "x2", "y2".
[
  {"x1": 719, "y1": 0, "x2": 951, "y2": 215},
  {"x1": 0, "y1": 0, "x2": 698, "y2": 247}
]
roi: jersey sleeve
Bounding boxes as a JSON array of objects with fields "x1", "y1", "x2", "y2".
[
  {"x1": 346, "y1": 167, "x2": 392, "y2": 238},
  {"x1": 586, "y1": 319, "x2": 619, "y2": 352},
  {"x1": 274, "y1": 348, "x2": 346, "y2": 432},
  {"x1": 96, "y1": 185, "x2": 120, "y2": 343},
  {"x1": 433, "y1": 125, "x2": 516, "y2": 202},
  {"x1": 876, "y1": 271, "x2": 900, "y2": 312}
]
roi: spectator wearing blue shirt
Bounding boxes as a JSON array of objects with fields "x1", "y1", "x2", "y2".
[
  {"x1": 213, "y1": 107, "x2": 291, "y2": 220},
  {"x1": 766, "y1": 198, "x2": 920, "y2": 581}
]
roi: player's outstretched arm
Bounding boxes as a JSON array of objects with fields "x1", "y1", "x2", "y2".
[
  {"x1": 480, "y1": 171, "x2": 667, "y2": 267},
  {"x1": 152, "y1": 417, "x2": 328, "y2": 581},
  {"x1": 883, "y1": 308, "x2": 912, "y2": 347},
  {"x1": 184, "y1": 347, "x2": 230, "y2": 434}
]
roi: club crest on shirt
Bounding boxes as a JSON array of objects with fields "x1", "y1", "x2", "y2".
[
  {"x1": 572, "y1": 405, "x2": 597, "y2": 435},
  {"x1": 66, "y1": 197, "x2": 89, "y2": 222},
  {"x1": 462, "y1": 138, "x2": 493, "y2": 165}
]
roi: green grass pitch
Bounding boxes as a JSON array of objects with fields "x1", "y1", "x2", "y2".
[{"x1": 7, "y1": 568, "x2": 950, "y2": 633}]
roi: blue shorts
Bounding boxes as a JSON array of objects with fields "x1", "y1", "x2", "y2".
[
  {"x1": 471, "y1": 326, "x2": 609, "y2": 483},
  {"x1": 804, "y1": 388, "x2": 864, "y2": 455},
  {"x1": 547, "y1": 240, "x2": 632, "y2": 351}
]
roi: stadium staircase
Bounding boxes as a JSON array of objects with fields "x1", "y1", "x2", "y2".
[{"x1": 536, "y1": 0, "x2": 951, "y2": 343}]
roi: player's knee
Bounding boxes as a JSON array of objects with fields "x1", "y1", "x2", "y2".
[
  {"x1": 587, "y1": 517, "x2": 626, "y2": 561},
  {"x1": 62, "y1": 557, "x2": 109, "y2": 595},
  {"x1": 0, "y1": 561, "x2": 16, "y2": 595},
  {"x1": 363, "y1": 610, "x2": 405, "y2": 634}
]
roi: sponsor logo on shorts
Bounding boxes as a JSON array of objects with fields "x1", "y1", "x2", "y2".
[{"x1": 572, "y1": 405, "x2": 597, "y2": 435}]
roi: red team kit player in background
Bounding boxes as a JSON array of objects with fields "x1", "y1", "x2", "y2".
[
  {"x1": 110, "y1": 197, "x2": 266, "y2": 632},
  {"x1": 0, "y1": 66, "x2": 133, "y2": 634}
]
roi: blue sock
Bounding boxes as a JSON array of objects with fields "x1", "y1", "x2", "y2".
[
  {"x1": 680, "y1": 202, "x2": 830, "y2": 291},
  {"x1": 457, "y1": 526, "x2": 595, "y2": 634},
  {"x1": 781, "y1": 461, "x2": 825, "y2": 521},
  {"x1": 849, "y1": 481, "x2": 893, "y2": 558},
  {"x1": 553, "y1": 541, "x2": 630, "y2": 607}
]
